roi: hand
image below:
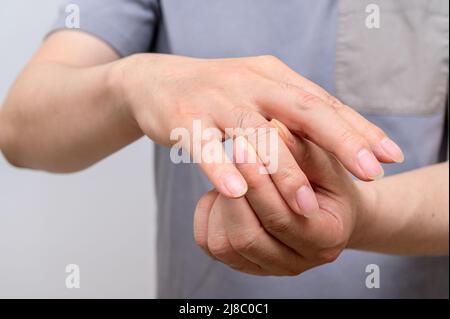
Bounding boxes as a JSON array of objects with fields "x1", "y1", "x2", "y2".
[
  {"x1": 112, "y1": 54, "x2": 403, "y2": 206},
  {"x1": 193, "y1": 120, "x2": 366, "y2": 275}
]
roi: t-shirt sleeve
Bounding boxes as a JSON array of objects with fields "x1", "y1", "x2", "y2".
[{"x1": 48, "y1": 0, "x2": 160, "y2": 57}]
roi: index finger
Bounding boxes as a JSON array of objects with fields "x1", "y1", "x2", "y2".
[{"x1": 256, "y1": 82, "x2": 385, "y2": 181}]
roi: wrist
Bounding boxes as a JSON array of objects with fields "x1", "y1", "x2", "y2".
[
  {"x1": 347, "y1": 180, "x2": 379, "y2": 249},
  {"x1": 106, "y1": 55, "x2": 143, "y2": 135}
]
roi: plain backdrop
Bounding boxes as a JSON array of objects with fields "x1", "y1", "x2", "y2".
[{"x1": 0, "y1": 0, "x2": 157, "y2": 298}]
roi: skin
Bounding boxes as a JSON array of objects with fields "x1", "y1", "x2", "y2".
[
  {"x1": 352, "y1": 161, "x2": 449, "y2": 256},
  {"x1": 1, "y1": 30, "x2": 445, "y2": 277},
  {"x1": 0, "y1": 31, "x2": 404, "y2": 218},
  {"x1": 194, "y1": 122, "x2": 449, "y2": 275}
]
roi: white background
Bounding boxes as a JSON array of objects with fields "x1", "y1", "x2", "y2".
[{"x1": 0, "y1": 0, "x2": 157, "y2": 298}]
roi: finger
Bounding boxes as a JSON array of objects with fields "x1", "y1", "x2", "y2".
[
  {"x1": 173, "y1": 119, "x2": 248, "y2": 198},
  {"x1": 247, "y1": 55, "x2": 404, "y2": 164},
  {"x1": 269, "y1": 119, "x2": 353, "y2": 257},
  {"x1": 333, "y1": 106, "x2": 404, "y2": 163},
  {"x1": 215, "y1": 108, "x2": 318, "y2": 215},
  {"x1": 234, "y1": 135, "x2": 342, "y2": 259},
  {"x1": 193, "y1": 190, "x2": 219, "y2": 258},
  {"x1": 246, "y1": 55, "x2": 336, "y2": 100},
  {"x1": 216, "y1": 195, "x2": 313, "y2": 275},
  {"x1": 256, "y1": 82, "x2": 385, "y2": 181},
  {"x1": 207, "y1": 197, "x2": 266, "y2": 275},
  {"x1": 234, "y1": 129, "x2": 319, "y2": 218},
  {"x1": 271, "y1": 119, "x2": 350, "y2": 191}
]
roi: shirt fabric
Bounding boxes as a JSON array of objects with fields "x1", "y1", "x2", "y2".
[{"x1": 51, "y1": 0, "x2": 449, "y2": 298}]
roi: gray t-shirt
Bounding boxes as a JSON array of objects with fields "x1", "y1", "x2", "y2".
[{"x1": 52, "y1": 0, "x2": 448, "y2": 298}]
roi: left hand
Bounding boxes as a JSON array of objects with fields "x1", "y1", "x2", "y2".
[{"x1": 193, "y1": 120, "x2": 365, "y2": 275}]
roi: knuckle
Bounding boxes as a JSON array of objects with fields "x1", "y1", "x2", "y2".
[
  {"x1": 231, "y1": 228, "x2": 262, "y2": 254},
  {"x1": 261, "y1": 54, "x2": 282, "y2": 65},
  {"x1": 224, "y1": 65, "x2": 252, "y2": 82},
  {"x1": 315, "y1": 247, "x2": 342, "y2": 264},
  {"x1": 173, "y1": 98, "x2": 201, "y2": 120},
  {"x1": 234, "y1": 108, "x2": 254, "y2": 129},
  {"x1": 351, "y1": 115, "x2": 386, "y2": 142},
  {"x1": 264, "y1": 213, "x2": 292, "y2": 234},
  {"x1": 339, "y1": 129, "x2": 367, "y2": 151},
  {"x1": 294, "y1": 92, "x2": 322, "y2": 111},
  {"x1": 208, "y1": 236, "x2": 231, "y2": 259},
  {"x1": 278, "y1": 81, "x2": 296, "y2": 92},
  {"x1": 326, "y1": 94, "x2": 344, "y2": 109},
  {"x1": 275, "y1": 163, "x2": 302, "y2": 186},
  {"x1": 233, "y1": 108, "x2": 266, "y2": 130},
  {"x1": 371, "y1": 126, "x2": 387, "y2": 140}
]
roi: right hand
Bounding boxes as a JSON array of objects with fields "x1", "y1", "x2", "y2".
[
  {"x1": 112, "y1": 53, "x2": 403, "y2": 211},
  {"x1": 193, "y1": 121, "x2": 365, "y2": 275}
]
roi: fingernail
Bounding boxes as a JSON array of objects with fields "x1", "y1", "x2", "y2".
[
  {"x1": 380, "y1": 137, "x2": 404, "y2": 163},
  {"x1": 295, "y1": 185, "x2": 319, "y2": 218},
  {"x1": 271, "y1": 119, "x2": 295, "y2": 146},
  {"x1": 357, "y1": 149, "x2": 384, "y2": 180},
  {"x1": 223, "y1": 172, "x2": 247, "y2": 197}
]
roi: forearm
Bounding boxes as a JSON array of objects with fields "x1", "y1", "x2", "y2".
[
  {"x1": 350, "y1": 162, "x2": 449, "y2": 255},
  {"x1": 0, "y1": 60, "x2": 142, "y2": 172}
]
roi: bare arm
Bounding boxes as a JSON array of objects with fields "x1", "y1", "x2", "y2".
[
  {"x1": 351, "y1": 161, "x2": 449, "y2": 255},
  {"x1": 0, "y1": 31, "x2": 142, "y2": 172},
  {"x1": 194, "y1": 122, "x2": 448, "y2": 276},
  {"x1": 0, "y1": 30, "x2": 404, "y2": 210}
]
